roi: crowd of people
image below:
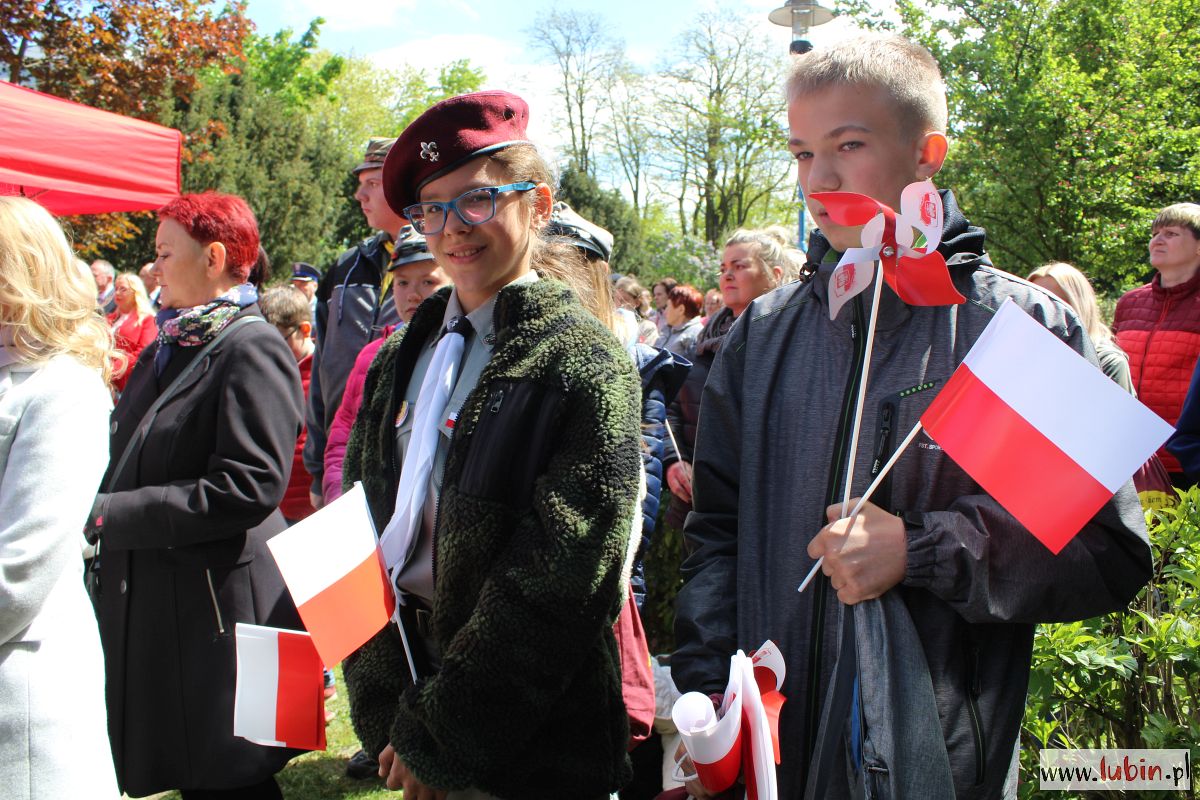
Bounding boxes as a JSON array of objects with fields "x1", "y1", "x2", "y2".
[{"x1": 0, "y1": 27, "x2": 1193, "y2": 800}]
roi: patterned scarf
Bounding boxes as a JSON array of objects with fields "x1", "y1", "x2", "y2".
[
  {"x1": 154, "y1": 283, "x2": 258, "y2": 375},
  {"x1": 694, "y1": 306, "x2": 736, "y2": 358}
]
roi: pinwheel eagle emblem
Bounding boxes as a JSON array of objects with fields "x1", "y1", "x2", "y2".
[{"x1": 811, "y1": 181, "x2": 965, "y2": 319}]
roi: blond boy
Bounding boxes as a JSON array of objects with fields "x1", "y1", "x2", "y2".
[{"x1": 672, "y1": 33, "x2": 1150, "y2": 799}]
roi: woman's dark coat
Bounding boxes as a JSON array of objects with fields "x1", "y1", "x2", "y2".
[{"x1": 90, "y1": 306, "x2": 304, "y2": 796}]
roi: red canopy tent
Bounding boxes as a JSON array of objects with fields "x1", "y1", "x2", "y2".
[{"x1": 0, "y1": 80, "x2": 181, "y2": 215}]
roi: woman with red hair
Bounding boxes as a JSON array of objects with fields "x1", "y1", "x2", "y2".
[
  {"x1": 87, "y1": 192, "x2": 305, "y2": 799},
  {"x1": 655, "y1": 283, "x2": 704, "y2": 358}
]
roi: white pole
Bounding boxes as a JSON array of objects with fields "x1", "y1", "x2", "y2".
[
  {"x1": 664, "y1": 418, "x2": 684, "y2": 465},
  {"x1": 798, "y1": 420, "x2": 925, "y2": 593},
  {"x1": 839, "y1": 263, "x2": 885, "y2": 519}
]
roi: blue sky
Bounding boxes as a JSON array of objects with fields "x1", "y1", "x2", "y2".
[
  {"x1": 243, "y1": 0, "x2": 860, "y2": 69},
  {"x1": 243, "y1": 0, "x2": 868, "y2": 155}
]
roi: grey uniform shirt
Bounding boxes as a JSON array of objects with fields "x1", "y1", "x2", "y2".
[{"x1": 392, "y1": 272, "x2": 539, "y2": 606}]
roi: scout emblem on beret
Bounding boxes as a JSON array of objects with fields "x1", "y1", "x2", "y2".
[{"x1": 420, "y1": 141, "x2": 440, "y2": 162}]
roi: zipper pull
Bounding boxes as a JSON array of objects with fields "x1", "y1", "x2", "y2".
[
  {"x1": 870, "y1": 405, "x2": 894, "y2": 475},
  {"x1": 490, "y1": 389, "x2": 505, "y2": 414},
  {"x1": 968, "y1": 643, "x2": 982, "y2": 697}
]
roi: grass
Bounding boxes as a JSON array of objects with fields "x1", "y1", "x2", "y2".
[{"x1": 144, "y1": 666, "x2": 394, "y2": 800}]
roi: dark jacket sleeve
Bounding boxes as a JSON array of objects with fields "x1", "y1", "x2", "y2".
[
  {"x1": 1167, "y1": 357, "x2": 1200, "y2": 480},
  {"x1": 632, "y1": 377, "x2": 667, "y2": 608},
  {"x1": 671, "y1": 320, "x2": 746, "y2": 696},
  {"x1": 390, "y1": 357, "x2": 642, "y2": 788},
  {"x1": 98, "y1": 328, "x2": 303, "y2": 550},
  {"x1": 903, "y1": 322, "x2": 1153, "y2": 623},
  {"x1": 303, "y1": 288, "x2": 331, "y2": 493}
]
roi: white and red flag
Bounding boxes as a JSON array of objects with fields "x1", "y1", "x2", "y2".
[
  {"x1": 267, "y1": 482, "x2": 395, "y2": 666},
  {"x1": 233, "y1": 623, "x2": 326, "y2": 751},
  {"x1": 672, "y1": 641, "x2": 787, "y2": 800},
  {"x1": 921, "y1": 299, "x2": 1173, "y2": 553}
]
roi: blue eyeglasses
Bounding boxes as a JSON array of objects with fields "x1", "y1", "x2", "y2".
[{"x1": 403, "y1": 182, "x2": 537, "y2": 235}]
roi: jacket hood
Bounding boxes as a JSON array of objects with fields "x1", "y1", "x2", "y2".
[{"x1": 633, "y1": 343, "x2": 691, "y2": 404}]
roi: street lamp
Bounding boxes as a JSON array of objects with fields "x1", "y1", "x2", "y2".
[
  {"x1": 770, "y1": 0, "x2": 835, "y2": 250},
  {"x1": 768, "y1": 0, "x2": 835, "y2": 54}
]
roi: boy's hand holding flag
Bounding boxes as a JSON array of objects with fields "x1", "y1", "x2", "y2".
[{"x1": 803, "y1": 296, "x2": 1172, "y2": 600}]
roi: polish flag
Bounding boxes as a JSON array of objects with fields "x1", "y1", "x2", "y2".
[
  {"x1": 233, "y1": 623, "x2": 326, "y2": 751},
  {"x1": 672, "y1": 663, "x2": 746, "y2": 794},
  {"x1": 921, "y1": 299, "x2": 1173, "y2": 553},
  {"x1": 673, "y1": 643, "x2": 787, "y2": 800},
  {"x1": 268, "y1": 482, "x2": 395, "y2": 666}
]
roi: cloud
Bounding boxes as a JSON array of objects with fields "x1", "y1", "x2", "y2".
[
  {"x1": 290, "y1": 0, "x2": 418, "y2": 32},
  {"x1": 369, "y1": 33, "x2": 569, "y2": 158}
]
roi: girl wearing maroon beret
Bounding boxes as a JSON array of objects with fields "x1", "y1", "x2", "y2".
[{"x1": 341, "y1": 92, "x2": 641, "y2": 799}]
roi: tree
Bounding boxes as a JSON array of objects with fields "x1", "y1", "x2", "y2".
[
  {"x1": 393, "y1": 59, "x2": 487, "y2": 129},
  {"x1": 1, "y1": 0, "x2": 253, "y2": 257},
  {"x1": 557, "y1": 161, "x2": 643, "y2": 271},
  {"x1": 655, "y1": 12, "x2": 795, "y2": 245},
  {"x1": 245, "y1": 20, "x2": 343, "y2": 110},
  {"x1": 528, "y1": 9, "x2": 623, "y2": 177},
  {"x1": 602, "y1": 66, "x2": 657, "y2": 220},
  {"x1": 91, "y1": 23, "x2": 487, "y2": 277},
  {"x1": 874, "y1": 0, "x2": 1200, "y2": 294},
  {"x1": 0, "y1": 0, "x2": 249, "y2": 119}
]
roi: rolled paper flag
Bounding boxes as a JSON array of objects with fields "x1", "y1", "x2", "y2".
[
  {"x1": 738, "y1": 653, "x2": 779, "y2": 800},
  {"x1": 672, "y1": 659, "x2": 746, "y2": 794}
]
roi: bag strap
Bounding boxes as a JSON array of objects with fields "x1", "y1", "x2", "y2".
[{"x1": 105, "y1": 315, "x2": 265, "y2": 492}]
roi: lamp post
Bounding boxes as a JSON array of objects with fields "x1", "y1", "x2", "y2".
[{"x1": 770, "y1": 0, "x2": 834, "y2": 250}]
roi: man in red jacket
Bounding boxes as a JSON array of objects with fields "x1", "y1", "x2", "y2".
[{"x1": 1114, "y1": 202, "x2": 1200, "y2": 485}]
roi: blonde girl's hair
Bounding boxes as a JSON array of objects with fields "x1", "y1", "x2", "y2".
[
  {"x1": 723, "y1": 226, "x2": 806, "y2": 288},
  {"x1": 489, "y1": 144, "x2": 618, "y2": 333},
  {"x1": 1027, "y1": 261, "x2": 1113, "y2": 345},
  {"x1": 0, "y1": 196, "x2": 115, "y2": 382},
  {"x1": 614, "y1": 276, "x2": 652, "y2": 317},
  {"x1": 114, "y1": 272, "x2": 154, "y2": 318}
]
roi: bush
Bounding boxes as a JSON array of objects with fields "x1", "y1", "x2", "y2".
[{"x1": 1020, "y1": 489, "x2": 1200, "y2": 797}]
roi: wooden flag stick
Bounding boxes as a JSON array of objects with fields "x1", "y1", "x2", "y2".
[
  {"x1": 839, "y1": 264, "x2": 886, "y2": 519},
  {"x1": 799, "y1": 420, "x2": 925, "y2": 593}
]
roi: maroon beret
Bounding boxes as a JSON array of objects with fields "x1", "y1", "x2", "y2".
[{"x1": 383, "y1": 90, "x2": 532, "y2": 214}]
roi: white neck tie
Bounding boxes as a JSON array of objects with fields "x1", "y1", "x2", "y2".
[{"x1": 379, "y1": 316, "x2": 470, "y2": 582}]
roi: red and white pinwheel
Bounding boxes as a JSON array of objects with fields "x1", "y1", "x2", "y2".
[{"x1": 811, "y1": 181, "x2": 965, "y2": 319}]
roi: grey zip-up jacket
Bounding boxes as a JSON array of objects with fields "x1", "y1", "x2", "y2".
[
  {"x1": 672, "y1": 191, "x2": 1151, "y2": 799},
  {"x1": 303, "y1": 231, "x2": 400, "y2": 494}
]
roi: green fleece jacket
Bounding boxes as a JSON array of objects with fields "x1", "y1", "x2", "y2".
[{"x1": 341, "y1": 278, "x2": 641, "y2": 799}]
